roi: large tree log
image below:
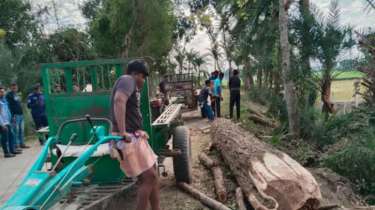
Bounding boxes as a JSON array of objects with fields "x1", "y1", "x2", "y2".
[
  {"x1": 236, "y1": 188, "x2": 247, "y2": 210},
  {"x1": 199, "y1": 153, "x2": 227, "y2": 202},
  {"x1": 247, "y1": 107, "x2": 265, "y2": 118},
  {"x1": 211, "y1": 119, "x2": 322, "y2": 210},
  {"x1": 249, "y1": 115, "x2": 278, "y2": 128},
  {"x1": 177, "y1": 182, "x2": 231, "y2": 210}
]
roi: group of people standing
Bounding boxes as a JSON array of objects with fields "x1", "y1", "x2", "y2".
[
  {"x1": 1, "y1": 83, "x2": 48, "y2": 158},
  {"x1": 198, "y1": 69, "x2": 241, "y2": 121}
]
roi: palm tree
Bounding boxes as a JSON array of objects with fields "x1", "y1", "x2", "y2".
[
  {"x1": 174, "y1": 47, "x2": 186, "y2": 75},
  {"x1": 312, "y1": 0, "x2": 355, "y2": 117},
  {"x1": 186, "y1": 48, "x2": 197, "y2": 74},
  {"x1": 192, "y1": 53, "x2": 211, "y2": 86},
  {"x1": 207, "y1": 42, "x2": 223, "y2": 72}
]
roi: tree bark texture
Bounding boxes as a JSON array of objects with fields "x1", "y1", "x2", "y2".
[
  {"x1": 177, "y1": 182, "x2": 232, "y2": 210},
  {"x1": 211, "y1": 119, "x2": 322, "y2": 210},
  {"x1": 321, "y1": 82, "x2": 335, "y2": 116},
  {"x1": 279, "y1": 0, "x2": 300, "y2": 138},
  {"x1": 236, "y1": 188, "x2": 247, "y2": 210},
  {"x1": 198, "y1": 153, "x2": 228, "y2": 202}
]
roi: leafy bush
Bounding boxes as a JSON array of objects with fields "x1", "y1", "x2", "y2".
[{"x1": 323, "y1": 127, "x2": 375, "y2": 196}]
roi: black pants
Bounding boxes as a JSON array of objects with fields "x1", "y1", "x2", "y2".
[
  {"x1": 230, "y1": 90, "x2": 241, "y2": 119},
  {"x1": 215, "y1": 97, "x2": 221, "y2": 118},
  {"x1": 33, "y1": 115, "x2": 48, "y2": 143}
]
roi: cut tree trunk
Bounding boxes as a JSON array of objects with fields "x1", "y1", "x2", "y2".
[
  {"x1": 211, "y1": 119, "x2": 322, "y2": 210},
  {"x1": 198, "y1": 153, "x2": 227, "y2": 202},
  {"x1": 249, "y1": 115, "x2": 278, "y2": 128},
  {"x1": 279, "y1": 0, "x2": 300, "y2": 138},
  {"x1": 236, "y1": 188, "x2": 247, "y2": 210},
  {"x1": 177, "y1": 182, "x2": 231, "y2": 210}
]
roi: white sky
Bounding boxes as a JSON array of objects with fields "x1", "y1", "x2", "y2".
[{"x1": 30, "y1": 0, "x2": 375, "y2": 72}]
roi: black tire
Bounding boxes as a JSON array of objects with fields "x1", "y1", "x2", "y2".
[
  {"x1": 173, "y1": 126, "x2": 192, "y2": 183},
  {"x1": 201, "y1": 107, "x2": 207, "y2": 118}
]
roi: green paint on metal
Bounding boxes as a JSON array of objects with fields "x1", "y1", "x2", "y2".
[
  {"x1": 100, "y1": 66, "x2": 105, "y2": 90},
  {"x1": 140, "y1": 78, "x2": 153, "y2": 148},
  {"x1": 82, "y1": 67, "x2": 86, "y2": 89},
  {"x1": 41, "y1": 67, "x2": 53, "y2": 135},
  {"x1": 90, "y1": 68, "x2": 98, "y2": 91},
  {"x1": 115, "y1": 64, "x2": 123, "y2": 79},
  {"x1": 38, "y1": 57, "x2": 173, "y2": 185},
  {"x1": 65, "y1": 67, "x2": 73, "y2": 93},
  {"x1": 39, "y1": 57, "x2": 151, "y2": 69}
]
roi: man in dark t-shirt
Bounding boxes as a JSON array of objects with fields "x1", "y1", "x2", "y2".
[
  {"x1": 110, "y1": 60, "x2": 161, "y2": 210},
  {"x1": 198, "y1": 80, "x2": 214, "y2": 120},
  {"x1": 229, "y1": 69, "x2": 241, "y2": 120},
  {"x1": 159, "y1": 75, "x2": 168, "y2": 95}
]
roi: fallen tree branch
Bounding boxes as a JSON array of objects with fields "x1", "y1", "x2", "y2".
[
  {"x1": 198, "y1": 153, "x2": 227, "y2": 202},
  {"x1": 247, "y1": 108, "x2": 264, "y2": 118},
  {"x1": 249, "y1": 115, "x2": 278, "y2": 128},
  {"x1": 177, "y1": 182, "x2": 231, "y2": 210},
  {"x1": 236, "y1": 188, "x2": 247, "y2": 210}
]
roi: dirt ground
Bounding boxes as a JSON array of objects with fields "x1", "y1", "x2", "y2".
[
  {"x1": 116, "y1": 91, "x2": 369, "y2": 210},
  {"x1": 116, "y1": 109, "x2": 240, "y2": 210}
]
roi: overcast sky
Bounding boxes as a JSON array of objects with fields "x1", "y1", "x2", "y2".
[{"x1": 30, "y1": 0, "x2": 375, "y2": 72}]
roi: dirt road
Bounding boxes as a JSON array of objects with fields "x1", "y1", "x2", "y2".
[{"x1": 114, "y1": 110, "x2": 239, "y2": 210}]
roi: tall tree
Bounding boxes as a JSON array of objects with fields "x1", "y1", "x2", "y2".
[
  {"x1": 279, "y1": 0, "x2": 300, "y2": 138},
  {"x1": 83, "y1": 0, "x2": 175, "y2": 59},
  {"x1": 193, "y1": 53, "x2": 211, "y2": 86},
  {"x1": 174, "y1": 47, "x2": 186, "y2": 75},
  {"x1": 312, "y1": 0, "x2": 355, "y2": 117},
  {"x1": 186, "y1": 49, "x2": 197, "y2": 74},
  {"x1": 207, "y1": 41, "x2": 223, "y2": 72}
]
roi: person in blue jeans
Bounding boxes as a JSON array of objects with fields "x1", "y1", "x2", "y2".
[
  {"x1": 0, "y1": 87, "x2": 22, "y2": 158},
  {"x1": 214, "y1": 72, "x2": 224, "y2": 118},
  {"x1": 6, "y1": 83, "x2": 30, "y2": 150},
  {"x1": 198, "y1": 80, "x2": 214, "y2": 120},
  {"x1": 27, "y1": 83, "x2": 48, "y2": 145}
]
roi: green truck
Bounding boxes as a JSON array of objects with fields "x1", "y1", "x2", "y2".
[{"x1": 2, "y1": 57, "x2": 192, "y2": 210}]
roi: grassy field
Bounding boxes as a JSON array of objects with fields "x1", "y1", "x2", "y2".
[
  {"x1": 319, "y1": 79, "x2": 362, "y2": 102},
  {"x1": 314, "y1": 71, "x2": 363, "y2": 79}
]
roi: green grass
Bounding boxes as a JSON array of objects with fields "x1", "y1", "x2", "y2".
[{"x1": 314, "y1": 71, "x2": 363, "y2": 79}]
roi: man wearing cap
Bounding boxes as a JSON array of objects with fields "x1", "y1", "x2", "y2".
[{"x1": 27, "y1": 83, "x2": 48, "y2": 145}]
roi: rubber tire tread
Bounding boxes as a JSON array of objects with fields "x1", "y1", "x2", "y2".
[{"x1": 173, "y1": 126, "x2": 192, "y2": 183}]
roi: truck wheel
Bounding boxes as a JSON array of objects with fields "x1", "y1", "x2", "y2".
[{"x1": 173, "y1": 126, "x2": 192, "y2": 183}]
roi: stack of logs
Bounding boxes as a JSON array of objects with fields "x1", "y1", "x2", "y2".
[{"x1": 178, "y1": 118, "x2": 323, "y2": 210}]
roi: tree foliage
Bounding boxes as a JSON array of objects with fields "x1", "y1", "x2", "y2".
[{"x1": 83, "y1": 0, "x2": 175, "y2": 59}]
